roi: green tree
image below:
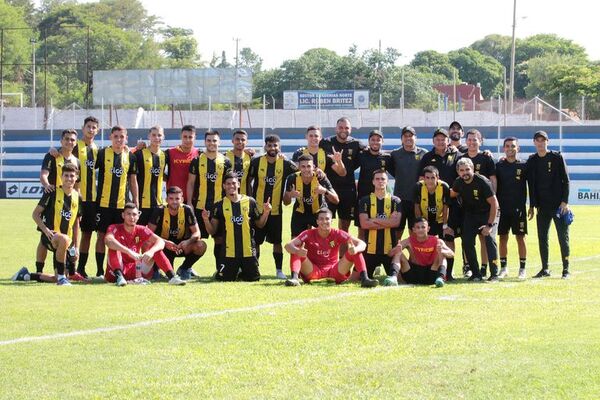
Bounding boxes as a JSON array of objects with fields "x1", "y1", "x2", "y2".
[
  {"x1": 160, "y1": 26, "x2": 202, "y2": 68},
  {"x1": 239, "y1": 47, "x2": 262, "y2": 73},
  {"x1": 470, "y1": 34, "x2": 512, "y2": 67},
  {"x1": 0, "y1": 1, "x2": 31, "y2": 105},
  {"x1": 448, "y1": 48, "x2": 504, "y2": 98},
  {"x1": 410, "y1": 50, "x2": 455, "y2": 80}
]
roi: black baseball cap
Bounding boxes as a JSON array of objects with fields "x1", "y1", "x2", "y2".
[
  {"x1": 433, "y1": 128, "x2": 449, "y2": 138},
  {"x1": 369, "y1": 129, "x2": 383, "y2": 138},
  {"x1": 449, "y1": 121, "x2": 463, "y2": 130},
  {"x1": 401, "y1": 126, "x2": 416, "y2": 136},
  {"x1": 533, "y1": 130, "x2": 549, "y2": 140}
]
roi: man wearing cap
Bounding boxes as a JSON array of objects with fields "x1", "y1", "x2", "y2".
[
  {"x1": 390, "y1": 126, "x2": 427, "y2": 239},
  {"x1": 355, "y1": 130, "x2": 393, "y2": 238},
  {"x1": 418, "y1": 128, "x2": 461, "y2": 279},
  {"x1": 526, "y1": 130, "x2": 571, "y2": 279}
]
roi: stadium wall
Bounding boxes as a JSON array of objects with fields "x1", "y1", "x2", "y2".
[{"x1": 1, "y1": 126, "x2": 599, "y2": 204}]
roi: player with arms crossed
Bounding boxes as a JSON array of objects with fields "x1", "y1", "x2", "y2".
[
  {"x1": 104, "y1": 203, "x2": 185, "y2": 286},
  {"x1": 284, "y1": 208, "x2": 378, "y2": 288},
  {"x1": 386, "y1": 217, "x2": 454, "y2": 287}
]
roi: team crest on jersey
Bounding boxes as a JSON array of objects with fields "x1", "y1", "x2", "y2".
[
  {"x1": 415, "y1": 155, "x2": 421, "y2": 160},
  {"x1": 329, "y1": 240, "x2": 335, "y2": 248},
  {"x1": 547, "y1": 162, "x2": 552, "y2": 172},
  {"x1": 135, "y1": 236, "x2": 140, "y2": 244},
  {"x1": 473, "y1": 189, "x2": 479, "y2": 199},
  {"x1": 381, "y1": 160, "x2": 386, "y2": 167},
  {"x1": 448, "y1": 155, "x2": 454, "y2": 161},
  {"x1": 347, "y1": 149, "x2": 353, "y2": 156},
  {"x1": 476, "y1": 164, "x2": 481, "y2": 171}
]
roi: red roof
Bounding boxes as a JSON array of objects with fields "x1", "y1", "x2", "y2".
[{"x1": 434, "y1": 83, "x2": 484, "y2": 102}]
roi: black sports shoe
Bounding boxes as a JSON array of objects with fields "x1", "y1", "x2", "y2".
[
  {"x1": 487, "y1": 275, "x2": 499, "y2": 282},
  {"x1": 360, "y1": 277, "x2": 379, "y2": 288},
  {"x1": 467, "y1": 275, "x2": 483, "y2": 282},
  {"x1": 533, "y1": 269, "x2": 551, "y2": 278},
  {"x1": 480, "y1": 266, "x2": 487, "y2": 278},
  {"x1": 562, "y1": 270, "x2": 571, "y2": 279},
  {"x1": 446, "y1": 275, "x2": 455, "y2": 282}
]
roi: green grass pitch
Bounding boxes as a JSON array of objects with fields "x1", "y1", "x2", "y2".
[{"x1": 1, "y1": 200, "x2": 599, "y2": 399}]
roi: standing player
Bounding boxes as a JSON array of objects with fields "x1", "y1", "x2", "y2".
[
  {"x1": 166, "y1": 125, "x2": 199, "y2": 202},
  {"x1": 284, "y1": 208, "x2": 378, "y2": 288},
  {"x1": 72, "y1": 117, "x2": 100, "y2": 278},
  {"x1": 225, "y1": 129, "x2": 253, "y2": 195},
  {"x1": 248, "y1": 134, "x2": 297, "y2": 278},
  {"x1": 13, "y1": 164, "x2": 82, "y2": 285},
  {"x1": 451, "y1": 158, "x2": 500, "y2": 281},
  {"x1": 284, "y1": 154, "x2": 338, "y2": 237},
  {"x1": 104, "y1": 203, "x2": 185, "y2": 286},
  {"x1": 355, "y1": 130, "x2": 393, "y2": 239},
  {"x1": 496, "y1": 137, "x2": 528, "y2": 279},
  {"x1": 320, "y1": 117, "x2": 366, "y2": 254},
  {"x1": 203, "y1": 172, "x2": 271, "y2": 282},
  {"x1": 36, "y1": 129, "x2": 80, "y2": 275},
  {"x1": 292, "y1": 125, "x2": 346, "y2": 176},
  {"x1": 526, "y1": 130, "x2": 571, "y2": 279},
  {"x1": 186, "y1": 130, "x2": 232, "y2": 268},
  {"x1": 386, "y1": 218, "x2": 454, "y2": 287},
  {"x1": 95, "y1": 125, "x2": 139, "y2": 278},
  {"x1": 147, "y1": 186, "x2": 207, "y2": 280},
  {"x1": 358, "y1": 169, "x2": 401, "y2": 279},
  {"x1": 136, "y1": 126, "x2": 169, "y2": 225},
  {"x1": 390, "y1": 126, "x2": 427, "y2": 239},
  {"x1": 457, "y1": 129, "x2": 497, "y2": 277}
]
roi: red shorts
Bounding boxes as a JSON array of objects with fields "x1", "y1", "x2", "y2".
[
  {"x1": 300, "y1": 262, "x2": 350, "y2": 284},
  {"x1": 104, "y1": 262, "x2": 153, "y2": 283}
]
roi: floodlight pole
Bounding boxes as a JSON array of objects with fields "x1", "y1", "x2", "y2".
[{"x1": 509, "y1": 0, "x2": 517, "y2": 113}]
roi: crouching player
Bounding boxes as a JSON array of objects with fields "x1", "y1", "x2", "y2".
[
  {"x1": 13, "y1": 164, "x2": 82, "y2": 285},
  {"x1": 385, "y1": 217, "x2": 454, "y2": 287},
  {"x1": 104, "y1": 203, "x2": 186, "y2": 286},
  {"x1": 283, "y1": 208, "x2": 378, "y2": 288},
  {"x1": 147, "y1": 186, "x2": 207, "y2": 280}
]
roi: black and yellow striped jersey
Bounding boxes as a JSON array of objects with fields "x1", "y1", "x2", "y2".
[
  {"x1": 358, "y1": 192, "x2": 401, "y2": 255},
  {"x1": 41, "y1": 152, "x2": 80, "y2": 188},
  {"x1": 413, "y1": 180, "x2": 450, "y2": 224},
  {"x1": 96, "y1": 147, "x2": 137, "y2": 209},
  {"x1": 249, "y1": 155, "x2": 297, "y2": 215},
  {"x1": 292, "y1": 147, "x2": 332, "y2": 172},
  {"x1": 213, "y1": 195, "x2": 261, "y2": 258},
  {"x1": 73, "y1": 140, "x2": 98, "y2": 202},
  {"x1": 189, "y1": 153, "x2": 232, "y2": 211},
  {"x1": 37, "y1": 187, "x2": 82, "y2": 239},
  {"x1": 150, "y1": 204, "x2": 197, "y2": 242},
  {"x1": 285, "y1": 172, "x2": 333, "y2": 215},
  {"x1": 136, "y1": 148, "x2": 169, "y2": 208},
  {"x1": 225, "y1": 150, "x2": 252, "y2": 195}
]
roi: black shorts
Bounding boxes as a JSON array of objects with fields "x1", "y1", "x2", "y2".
[
  {"x1": 291, "y1": 212, "x2": 317, "y2": 238},
  {"x1": 80, "y1": 201, "x2": 97, "y2": 232},
  {"x1": 138, "y1": 207, "x2": 158, "y2": 226},
  {"x1": 364, "y1": 253, "x2": 392, "y2": 278},
  {"x1": 428, "y1": 221, "x2": 444, "y2": 238},
  {"x1": 498, "y1": 208, "x2": 527, "y2": 236},
  {"x1": 40, "y1": 233, "x2": 57, "y2": 252},
  {"x1": 194, "y1": 208, "x2": 220, "y2": 239},
  {"x1": 398, "y1": 200, "x2": 415, "y2": 232},
  {"x1": 446, "y1": 204, "x2": 463, "y2": 240},
  {"x1": 216, "y1": 256, "x2": 260, "y2": 282},
  {"x1": 401, "y1": 261, "x2": 438, "y2": 285},
  {"x1": 328, "y1": 186, "x2": 356, "y2": 220},
  {"x1": 255, "y1": 214, "x2": 283, "y2": 245},
  {"x1": 96, "y1": 207, "x2": 123, "y2": 233}
]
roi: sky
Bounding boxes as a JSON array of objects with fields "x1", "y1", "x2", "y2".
[{"x1": 139, "y1": 0, "x2": 600, "y2": 69}]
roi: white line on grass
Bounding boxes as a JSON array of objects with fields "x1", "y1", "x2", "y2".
[{"x1": 0, "y1": 286, "x2": 402, "y2": 347}]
